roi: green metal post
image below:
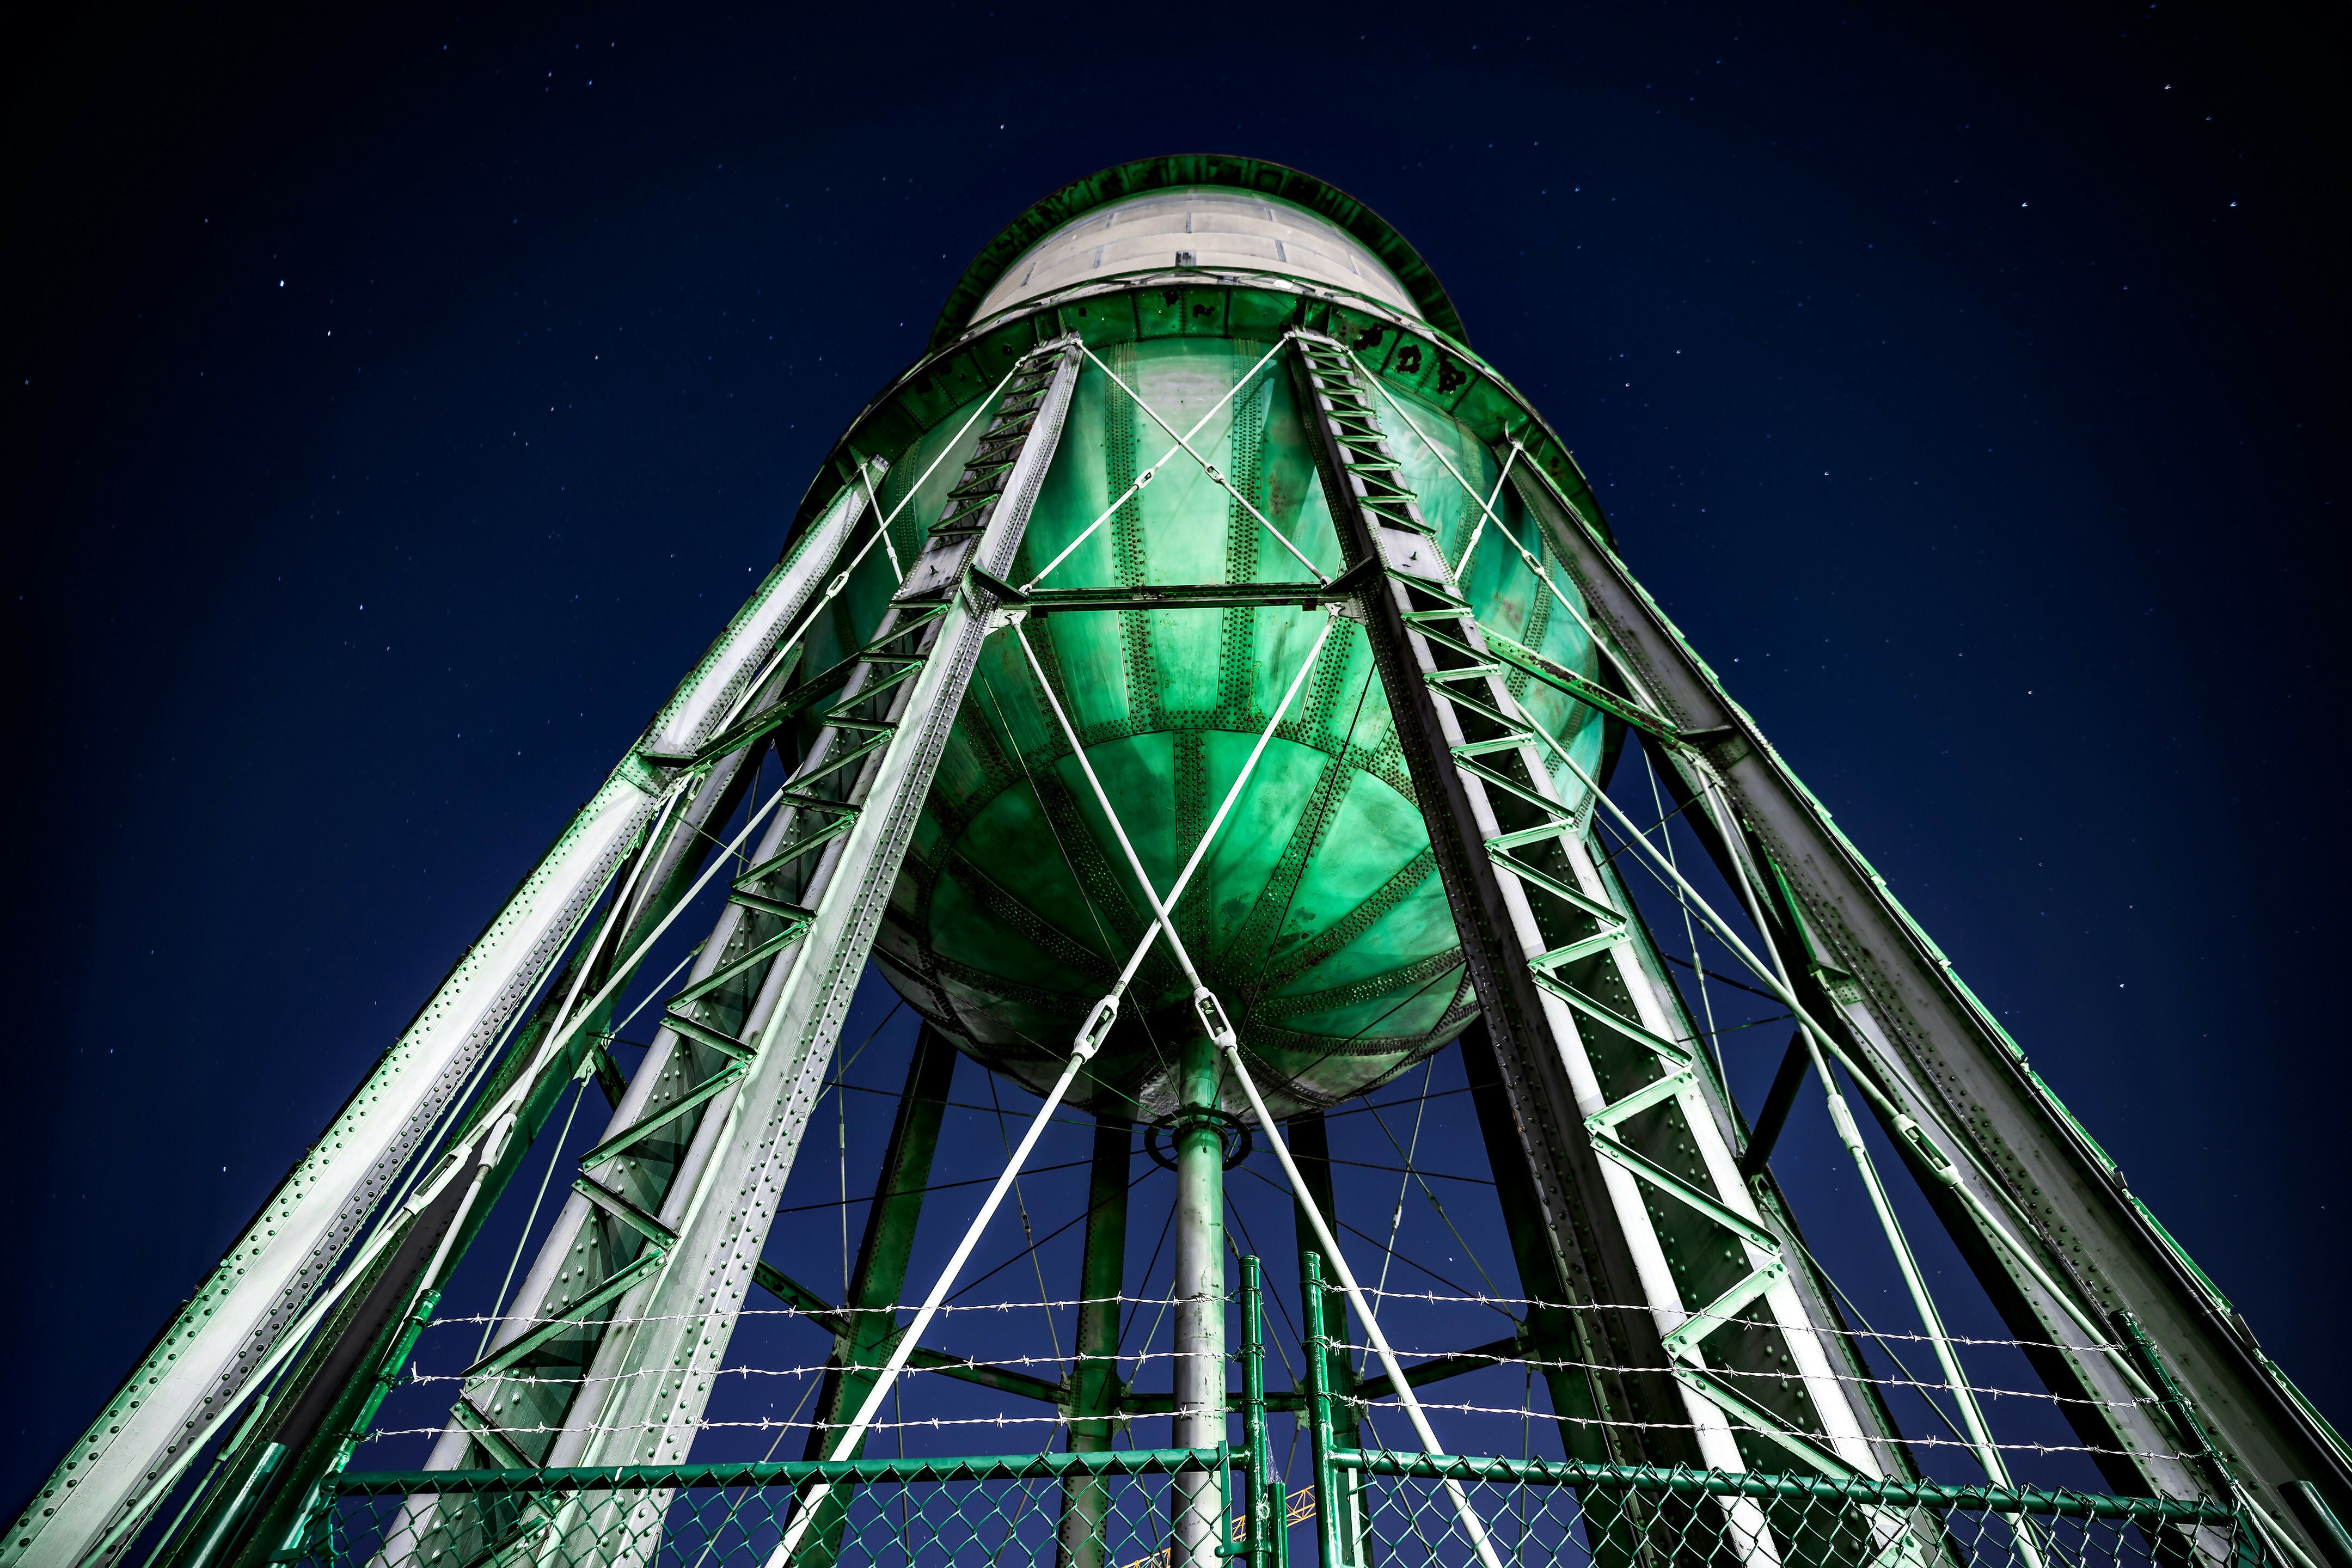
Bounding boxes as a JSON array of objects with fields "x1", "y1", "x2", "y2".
[
  {"x1": 789, "y1": 1024, "x2": 958, "y2": 1568},
  {"x1": 1241, "y1": 1256, "x2": 1275, "y2": 1568},
  {"x1": 1173, "y1": 1031, "x2": 1229, "y2": 1568},
  {"x1": 1301, "y1": 1253, "x2": 1344, "y2": 1568},
  {"x1": 1287, "y1": 1113, "x2": 1365, "y2": 1566},
  {"x1": 1059, "y1": 1117, "x2": 1134, "y2": 1568}
]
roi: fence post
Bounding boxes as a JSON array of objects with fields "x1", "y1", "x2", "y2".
[
  {"x1": 1301, "y1": 1254, "x2": 1344, "y2": 1568},
  {"x1": 1241, "y1": 1257, "x2": 1281, "y2": 1568}
]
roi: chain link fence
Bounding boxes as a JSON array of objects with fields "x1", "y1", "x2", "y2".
[
  {"x1": 1325, "y1": 1451, "x2": 2253, "y2": 1568},
  {"x1": 302, "y1": 1255, "x2": 2258, "y2": 1568},
  {"x1": 304, "y1": 1450, "x2": 1235, "y2": 1568},
  {"x1": 304, "y1": 1450, "x2": 2249, "y2": 1568}
]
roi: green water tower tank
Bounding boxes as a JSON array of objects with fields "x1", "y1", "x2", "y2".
[{"x1": 853, "y1": 157, "x2": 1609, "y2": 1120}]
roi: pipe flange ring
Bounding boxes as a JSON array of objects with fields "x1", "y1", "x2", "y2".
[{"x1": 1145, "y1": 1110, "x2": 1253, "y2": 1173}]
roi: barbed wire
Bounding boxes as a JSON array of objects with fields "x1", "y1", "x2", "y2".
[
  {"x1": 424, "y1": 1289, "x2": 2111, "y2": 1359},
  {"x1": 358, "y1": 1400, "x2": 2197, "y2": 1468},
  {"x1": 1330, "y1": 1392, "x2": 2199, "y2": 1466},
  {"x1": 421, "y1": 1293, "x2": 1190, "y2": 1337},
  {"x1": 407, "y1": 1349, "x2": 1175, "y2": 1390},
  {"x1": 360, "y1": 1411, "x2": 1083, "y2": 1444},
  {"x1": 1350, "y1": 1289, "x2": 2125, "y2": 1354},
  {"x1": 1322, "y1": 1340, "x2": 2157, "y2": 1413}
]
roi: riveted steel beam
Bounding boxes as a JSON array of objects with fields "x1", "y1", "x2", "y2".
[
  {"x1": 368, "y1": 339, "x2": 1084, "y2": 1568},
  {"x1": 1287, "y1": 329, "x2": 1916, "y2": 1557},
  {"x1": 1511, "y1": 432, "x2": 2327, "y2": 1528},
  {"x1": 782, "y1": 1025, "x2": 958, "y2": 1568}
]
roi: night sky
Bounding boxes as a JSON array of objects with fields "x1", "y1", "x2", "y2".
[{"x1": 7, "y1": 0, "x2": 2346, "y2": 1507}]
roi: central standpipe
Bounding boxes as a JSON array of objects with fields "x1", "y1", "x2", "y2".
[{"x1": 1171, "y1": 1031, "x2": 1228, "y2": 1568}]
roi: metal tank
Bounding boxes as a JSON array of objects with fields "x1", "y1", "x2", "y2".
[{"x1": 819, "y1": 169, "x2": 1609, "y2": 1120}]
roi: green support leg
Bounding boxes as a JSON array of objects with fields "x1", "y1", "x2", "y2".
[
  {"x1": 1301, "y1": 1253, "x2": 1346, "y2": 1568},
  {"x1": 1460, "y1": 1020, "x2": 1695, "y2": 1568},
  {"x1": 787, "y1": 1024, "x2": 958, "y2": 1568},
  {"x1": 1240, "y1": 1257, "x2": 1283, "y2": 1568},
  {"x1": 1058, "y1": 1117, "x2": 1133, "y2": 1568},
  {"x1": 1288, "y1": 1114, "x2": 1368, "y2": 1568}
]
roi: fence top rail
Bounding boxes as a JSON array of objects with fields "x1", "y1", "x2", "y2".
[
  {"x1": 332, "y1": 1446, "x2": 1229, "y2": 1496},
  {"x1": 1332, "y1": 1449, "x2": 2237, "y2": 1524}
]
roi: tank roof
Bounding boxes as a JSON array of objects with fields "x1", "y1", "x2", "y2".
[{"x1": 928, "y1": 154, "x2": 1467, "y2": 352}]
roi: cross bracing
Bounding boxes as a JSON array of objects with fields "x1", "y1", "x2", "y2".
[{"x1": 15, "y1": 165, "x2": 2348, "y2": 1568}]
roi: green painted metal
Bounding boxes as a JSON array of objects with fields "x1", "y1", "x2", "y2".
[
  {"x1": 1326, "y1": 1457, "x2": 2239, "y2": 1523},
  {"x1": 1171, "y1": 1032, "x2": 1229, "y2": 1568},
  {"x1": 188, "y1": 754, "x2": 778, "y2": 1568},
  {"x1": 1455, "y1": 1019, "x2": 1625, "y2": 1467},
  {"x1": 1057, "y1": 1117, "x2": 1132, "y2": 1568},
  {"x1": 1238, "y1": 1257, "x2": 1282, "y2": 1568},
  {"x1": 786, "y1": 1024, "x2": 959, "y2": 1567},
  {"x1": 1290, "y1": 1133, "x2": 1367, "y2": 1568},
  {"x1": 1300, "y1": 1252, "x2": 1345, "y2": 1568},
  {"x1": 872, "y1": 325, "x2": 1606, "y2": 1120},
  {"x1": 1326, "y1": 1451, "x2": 2241, "y2": 1524},
  {"x1": 2283, "y1": 1484, "x2": 2352, "y2": 1568}
]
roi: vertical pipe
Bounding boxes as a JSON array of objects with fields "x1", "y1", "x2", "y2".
[
  {"x1": 1173, "y1": 1031, "x2": 1229, "y2": 1568},
  {"x1": 1058, "y1": 1119, "x2": 1133, "y2": 1568},
  {"x1": 788, "y1": 1027, "x2": 956, "y2": 1568},
  {"x1": 1302, "y1": 1254, "x2": 1344, "y2": 1568},
  {"x1": 1241, "y1": 1257, "x2": 1271, "y2": 1568},
  {"x1": 1287, "y1": 1114, "x2": 1364, "y2": 1563}
]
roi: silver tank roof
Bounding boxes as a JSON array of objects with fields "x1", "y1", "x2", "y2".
[{"x1": 971, "y1": 186, "x2": 1424, "y2": 324}]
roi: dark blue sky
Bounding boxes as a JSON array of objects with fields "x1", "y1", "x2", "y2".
[{"x1": 5, "y1": 0, "x2": 2344, "y2": 1503}]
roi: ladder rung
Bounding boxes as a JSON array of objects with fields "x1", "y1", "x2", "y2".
[
  {"x1": 788, "y1": 729, "x2": 892, "y2": 793},
  {"x1": 727, "y1": 886, "x2": 817, "y2": 925},
  {"x1": 778, "y1": 789, "x2": 860, "y2": 818},
  {"x1": 1490, "y1": 849, "x2": 1624, "y2": 926},
  {"x1": 670, "y1": 925, "x2": 801, "y2": 1007},
  {"x1": 571, "y1": 1175, "x2": 679, "y2": 1248},
  {"x1": 1486, "y1": 822, "x2": 1579, "y2": 853},
  {"x1": 1450, "y1": 734, "x2": 1532, "y2": 760},
  {"x1": 1585, "y1": 1066, "x2": 1698, "y2": 1132},
  {"x1": 1407, "y1": 622, "x2": 1484, "y2": 662},
  {"x1": 1432, "y1": 684, "x2": 1523, "y2": 736},
  {"x1": 1532, "y1": 971, "x2": 1691, "y2": 1064},
  {"x1": 579, "y1": 1063, "x2": 748, "y2": 1168},
  {"x1": 1456, "y1": 752, "x2": 1564, "y2": 815},
  {"x1": 664, "y1": 1007, "x2": 757, "y2": 1063},
  {"x1": 464, "y1": 1250, "x2": 667, "y2": 1381},
  {"x1": 1528, "y1": 927, "x2": 1630, "y2": 973},
  {"x1": 1589, "y1": 1135, "x2": 1779, "y2": 1252},
  {"x1": 733, "y1": 819, "x2": 853, "y2": 890},
  {"x1": 1662, "y1": 1260, "x2": 1790, "y2": 1360}
]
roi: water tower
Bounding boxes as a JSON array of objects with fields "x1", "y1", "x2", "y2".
[{"x1": 13, "y1": 156, "x2": 2346, "y2": 1568}]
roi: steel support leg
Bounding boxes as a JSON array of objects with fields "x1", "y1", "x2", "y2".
[
  {"x1": 784, "y1": 1025, "x2": 957, "y2": 1568},
  {"x1": 372, "y1": 339, "x2": 1082, "y2": 1568},
  {"x1": 1507, "y1": 442, "x2": 2267, "y2": 1520},
  {"x1": 51, "y1": 465, "x2": 884, "y2": 1568},
  {"x1": 1285, "y1": 1113, "x2": 1367, "y2": 1568},
  {"x1": 1289, "y1": 327, "x2": 1925, "y2": 1566},
  {"x1": 1058, "y1": 1118, "x2": 1134, "y2": 1568}
]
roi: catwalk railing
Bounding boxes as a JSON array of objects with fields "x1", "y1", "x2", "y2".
[{"x1": 299, "y1": 1260, "x2": 2256, "y2": 1568}]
